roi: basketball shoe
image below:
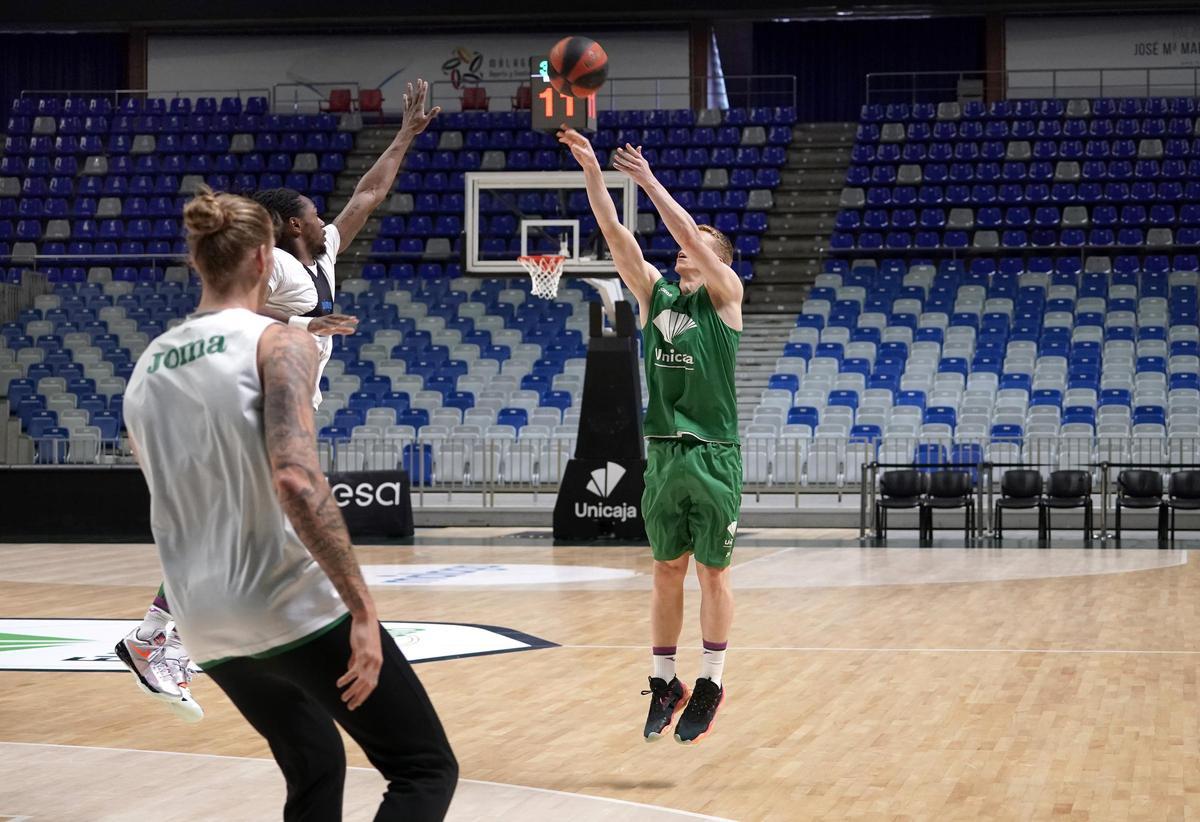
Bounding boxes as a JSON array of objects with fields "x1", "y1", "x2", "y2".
[
  {"x1": 642, "y1": 676, "x2": 689, "y2": 741},
  {"x1": 674, "y1": 677, "x2": 723, "y2": 744},
  {"x1": 115, "y1": 627, "x2": 204, "y2": 723}
]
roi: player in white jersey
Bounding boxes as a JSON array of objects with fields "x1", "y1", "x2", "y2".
[
  {"x1": 123, "y1": 187, "x2": 457, "y2": 819},
  {"x1": 116, "y1": 81, "x2": 441, "y2": 718}
]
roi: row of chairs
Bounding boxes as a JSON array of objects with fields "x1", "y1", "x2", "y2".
[{"x1": 875, "y1": 467, "x2": 1200, "y2": 543}]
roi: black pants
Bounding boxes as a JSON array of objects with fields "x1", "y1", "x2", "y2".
[{"x1": 205, "y1": 618, "x2": 458, "y2": 821}]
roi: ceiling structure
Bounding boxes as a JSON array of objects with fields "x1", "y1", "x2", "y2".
[{"x1": 1, "y1": 0, "x2": 1196, "y2": 30}]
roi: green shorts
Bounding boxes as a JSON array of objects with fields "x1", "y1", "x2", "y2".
[{"x1": 642, "y1": 437, "x2": 743, "y2": 569}]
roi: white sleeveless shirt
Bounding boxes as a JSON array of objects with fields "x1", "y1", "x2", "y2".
[{"x1": 124, "y1": 308, "x2": 348, "y2": 666}]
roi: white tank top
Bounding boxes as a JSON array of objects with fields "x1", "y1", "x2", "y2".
[{"x1": 124, "y1": 308, "x2": 348, "y2": 666}]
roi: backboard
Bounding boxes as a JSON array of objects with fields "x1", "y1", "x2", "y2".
[{"x1": 463, "y1": 171, "x2": 639, "y2": 276}]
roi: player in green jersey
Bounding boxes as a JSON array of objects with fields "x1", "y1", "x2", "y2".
[{"x1": 559, "y1": 127, "x2": 742, "y2": 745}]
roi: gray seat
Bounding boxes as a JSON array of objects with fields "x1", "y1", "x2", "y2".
[
  {"x1": 1062, "y1": 205, "x2": 1089, "y2": 227},
  {"x1": 1054, "y1": 161, "x2": 1081, "y2": 182},
  {"x1": 424, "y1": 238, "x2": 452, "y2": 258},
  {"x1": 696, "y1": 109, "x2": 721, "y2": 127},
  {"x1": 292, "y1": 153, "x2": 318, "y2": 172},
  {"x1": 82, "y1": 156, "x2": 109, "y2": 176},
  {"x1": 164, "y1": 265, "x2": 189, "y2": 283},
  {"x1": 637, "y1": 213, "x2": 657, "y2": 234},
  {"x1": 338, "y1": 112, "x2": 363, "y2": 132},
  {"x1": 747, "y1": 189, "x2": 774, "y2": 210},
  {"x1": 0, "y1": 178, "x2": 18, "y2": 197},
  {"x1": 86, "y1": 266, "x2": 113, "y2": 283},
  {"x1": 936, "y1": 102, "x2": 961, "y2": 120},
  {"x1": 1147, "y1": 228, "x2": 1174, "y2": 247},
  {"x1": 386, "y1": 193, "x2": 414, "y2": 214},
  {"x1": 947, "y1": 207, "x2": 975, "y2": 229},
  {"x1": 480, "y1": 150, "x2": 506, "y2": 170},
  {"x1": 96, "y1": 197, "x2": 122, "y2": 218},
  {"x1": 130, "y1": 134, "x2": 156, "y2": 155},
  {"x1": 1005, "y1": 141, "x2": 1031, "y2": 161},
  {"x1": 1139, "y1": 139, "x2": 1164, "y2": 159},
  {"x1": 741, "y1": 126, "x2": 767, "y2": 146},
  {"x1": 839, "y1": 187, "x2": 865, "y2": 209},
  {"x1": 32, "y1": 116, "x2": 56, "y2": 135},
  {"x1": 12, "y1": 242, "x2": 37, "y2": 264},
  {"x1": 972, "y1": 230, "x2": 1000, "y2": 250},
  {"x1": 179, "y1": 174, "x2": 205, "y2": 194},
  {"x1": 880, "y1": 123, "x2": 906, "y2": 143},
  {"x1": 229, "y1": 133, "x2": 255, "y2": 153},
  {"x1": 437, "y1": 131, "x2": 464, "y2": 150},
  {"x1": 896, "y1": 164, "x2": 922, "y2": 184},
  {"x1": 702, "y1": 168, "x2": 729, "y2": 189},
  {"x1": 1066, "y1": 99, "x2": 1091, "y2": 117},
  {"x1": 1084, "y1": 255, "x2": 1112, "y2": 273},
  {"x1": 44, "y1": 220, "x2": 70, "y2": 241}
]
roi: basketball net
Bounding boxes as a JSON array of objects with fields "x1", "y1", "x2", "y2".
[{"x1": 517, "y1": 254, "x2": 566, "y2": 300}]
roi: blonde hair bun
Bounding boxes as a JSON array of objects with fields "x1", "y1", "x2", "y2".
[{"x1": 183, "y1": 186, "x2": 228, "y2": 238}]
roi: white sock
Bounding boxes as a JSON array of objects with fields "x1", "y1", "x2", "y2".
[
  {"x1": 701, "y1": 644, "x2": 727, "y2": 687},
  {"x1": 652, "y1": 647, "x2": 677, "y2": 682},
  {"x1": 136, "y1": 606, "x2": 171, "y2": 642}
]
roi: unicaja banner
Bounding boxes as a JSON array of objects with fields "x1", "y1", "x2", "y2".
[
  {"x1": 553, "y1": 459, "x2": 647, "y2": 540},
  {"x1": 326, "y1": 470, "x2": 415, "y2": 539}
]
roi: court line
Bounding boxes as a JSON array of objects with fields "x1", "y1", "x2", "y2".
[
  {"x1": 558, "y1": 643, "x2": 1200, "y2": 656},
  {"x1": 0, "y1": 742, "x2": 734, "y2": 822}
]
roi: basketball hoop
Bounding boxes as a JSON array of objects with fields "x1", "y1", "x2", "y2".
[{"x1": 518, "y1": 254, "x2": 566, "y2": 300}]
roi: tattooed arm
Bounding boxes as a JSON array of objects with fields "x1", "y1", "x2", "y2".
[
  {"x1": 332, "y1": 78, "x2": 441, "y2": 253},
  {"x1": 259, "y1": 324, "x2": 381, "y2": 708},
  {"x1": 259, "y1": 324, "x2": 373, "y2": 617}
]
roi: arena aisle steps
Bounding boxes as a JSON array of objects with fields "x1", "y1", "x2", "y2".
[{"x1": 745, "y1": 121, "x2": 857, "y2": 314}]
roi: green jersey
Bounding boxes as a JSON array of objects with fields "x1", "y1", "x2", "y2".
[{"x1": 642, "y1": 278, "x2": 741, "y2": 444}]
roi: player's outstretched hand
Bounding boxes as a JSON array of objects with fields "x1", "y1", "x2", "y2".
[
  {"x1": 400, "y1": 79, "x2": 441, "y2": 136},
  {"x1": 557, "y1": 127, "x2": 600, "y2": 170},
  {"x1": 337, "y1": 615, "x2": 383, "y2": 711},
  {"x1": 307, "y1": 313, "x2": 359, "y2": 336},
  {"x1": 612, "y1": 143, "x2": 654, "y2": 186}
]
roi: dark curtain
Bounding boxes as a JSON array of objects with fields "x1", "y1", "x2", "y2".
[
  {"x1": 0, "y1": 33, "x2": 127, "y2": 109},
  {"x1": 753, "y1": 18, "x2": 985, "y2": 122}
]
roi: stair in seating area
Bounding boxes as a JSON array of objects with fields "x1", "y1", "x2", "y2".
[
  {"x1": 743, "y1": 122, "x2": 856, "y2": 315},
  {"x1": 735, "y1": 314, "x2": 798, "y2": 426}
]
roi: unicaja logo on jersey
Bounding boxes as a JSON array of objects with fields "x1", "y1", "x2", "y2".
[
  {"x1": 652, "y1": 310, "x2": 698, "y2": 371},
  {"x1": 653, "y1": 310, "x2": 697, "y2": 345},
  {"x1": 576, "y1": 462, "x2": 637, "y2": 521}
]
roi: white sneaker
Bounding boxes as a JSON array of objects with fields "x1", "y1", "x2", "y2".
[{"x1": 115, "y1": 628, "x2": 204, "y2": 723}]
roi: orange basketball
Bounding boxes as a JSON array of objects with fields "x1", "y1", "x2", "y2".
[{"x1": 547, "y1": 36, "x2": 608, "y2": 98}]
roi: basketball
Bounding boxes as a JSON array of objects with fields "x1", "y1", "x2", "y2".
[{"x1": 547, "y1": 36, "x2": 608, "y2": 98}]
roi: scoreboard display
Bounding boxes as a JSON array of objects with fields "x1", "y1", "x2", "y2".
[{"x1": 529, "y1": 57, "x2": 597, "y2": 133}]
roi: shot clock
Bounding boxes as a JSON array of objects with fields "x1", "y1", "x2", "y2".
[{"x1": 530, "y1": 56, "x2": 597, "y2": 133}]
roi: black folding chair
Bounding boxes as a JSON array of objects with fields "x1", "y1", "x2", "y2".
[
  {"x1": 920, "y1": 470, "x2": 974, "y2": 542},
  {"x1": 1043, "y1": 470, "x2": 1093, "y2": 542},
  {"x1": 994, "y1": 469, "x2": 1043, "y2": 540},
  {"x1": 1164, "y1": 470, "x2": 1200, "y2": 544},
  {"x1": 1114, "y1": 469, "x2": 1165, "y2": 543},
  {"x1": 874, "y1": 469, "x2": 925, "y2": 539}
]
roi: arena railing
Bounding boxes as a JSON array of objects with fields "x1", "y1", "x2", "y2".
[
  {"x1": 864, "y1": 67, "x2": 1200, "y2": 105},
  {"x1": 427, "y1": 74, "x2": 797, "y2": 113},
  {"x1": 272, "y1": 82, "x2": 362, "y2": 114},
  {"x1": 18, "y1": 87, "x2": 273, "y2": 108}
]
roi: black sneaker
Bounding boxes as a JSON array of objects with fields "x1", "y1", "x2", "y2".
[
  {"x1": 674, "y1": 677, "x2": 724, "y2": 745},
  {"x1": 641, "y1": 676, "x2": 689, "y2": 742}
]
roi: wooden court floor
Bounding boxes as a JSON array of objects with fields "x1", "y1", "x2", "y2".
[{"x1": 1, "y1": 527, "x2": 1200, "y2": 820}]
